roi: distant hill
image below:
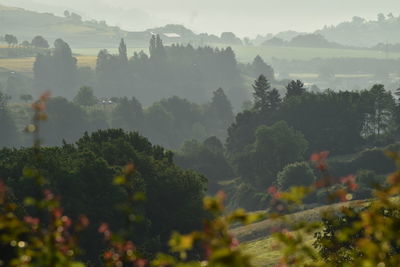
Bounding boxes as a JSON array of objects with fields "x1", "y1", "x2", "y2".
[
  {"x1": 261, "y1": 33, "x2": 355, "y2": 50},
  {"x1": 316, "y1": 14, "x2": 400, "y2": 47},
  {"x1": 256, "y1": 14, "x2": 400, "y2": 49},
  {"x1": 0, "y1": 5, "x2": 243, "y2": 48},
  {"x1": 0, "y1": 4, "x2": 126, "y2": 47},
  {"x1": 126, "y1": 24, "x2": 242, "y2": 46}
]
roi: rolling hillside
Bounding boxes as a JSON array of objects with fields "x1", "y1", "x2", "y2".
[{"x1": 0, "y1": 4, "x2": 125, "y2": 47}]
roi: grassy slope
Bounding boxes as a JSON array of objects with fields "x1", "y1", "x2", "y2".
[
  {"x1": 234, "y1": 199, "x2": 370, "y2": 266},
  {"x1": 241, "y1": 236, "x2": 282, "y2": 267},
  {"x1": 0, "y1": 4, "x2": 122, "y2": 47}
]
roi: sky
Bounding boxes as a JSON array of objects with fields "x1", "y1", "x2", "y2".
[{"x1": 2, "y1": 0, "x2": 400, "y2": 37}]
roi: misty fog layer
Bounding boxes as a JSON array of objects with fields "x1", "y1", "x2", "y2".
[{"x1": 3, "y1": 0, "x2": 400, "y2": 36}]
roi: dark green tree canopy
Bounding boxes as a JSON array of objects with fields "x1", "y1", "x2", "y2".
[
  {"x1": 285, "y1": 80, "x2": 306, "y2": 99},
  {"x1": 33, "y1": 39, "x2": 77, "y2": 97},
  {"x1": 41, "y1": 97, "x2": 87, "y2": 145},
  {"x1": 73, "y1": 86, "x2": 97, "y2": 106},
  {"x1": 175, "y1": 137, "x2": 234, "y2": 193},
  {"x1": 4, "y1": 34, "x2": 18, "y2": 46},
  {"x1": 118, "y1": 38, "x2": 128, "y2": 63},
  {"x1": 0, "y1": 129, "x2": 206, "y2": 262},
  {"x1": 234, "y1": 121, "x2": 309, "y2": 188},
  {"x1": 149, "y1": 34, "x2": 166, "y2": 60},
  {"x1": 277, "y1": 162, "x2": 316, "y2": 190},
  {"x1": 112, "y1": 96, "x2": 144, "y2": 131},
  {"x1": 207, "y1": 88, "x2": 234, "y2": 131},
  {"x1": 266, "y1": 88, "x2": 282, "y2": 111},
  {"x1": 360, "y1": 84, "x2": 395, "y2": 140},
  {"x1": 252, "y1": 75, "x2": 271, "y2": 112},
  {"x1": 31, "y1": 35, "x2": 49, "y2": 48}
]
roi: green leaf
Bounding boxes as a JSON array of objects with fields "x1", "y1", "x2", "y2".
[
  {"x1": 113, "y1": 176, "x2": 126, "y2": 185},
  {"x1": 23, "y1": 197, "x2": 36, "y2": 206}
]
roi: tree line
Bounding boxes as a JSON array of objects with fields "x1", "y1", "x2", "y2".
[
  {"x1": 32, "y1": 36, "x2": 274, "y2": 108},
  {"x1": 0, "y1": 86, "x2": 234, "y2": 150},
  {"x1": 0, "y1": 34, "x2": 49, "y2": 48}
]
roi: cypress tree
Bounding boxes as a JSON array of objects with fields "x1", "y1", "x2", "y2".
[{"x1": 118, "y1": 38, "x2": 128, "y2": 63}]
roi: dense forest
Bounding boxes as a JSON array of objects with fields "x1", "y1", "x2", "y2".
[
  {"x1": 0, "y1": 129, "x2": 207, "y2": 264},
  {"x1": 2, "y1": 77, "x2": 400, "y2": 264},
  {"x1": 2, "y1": 70, "x2": 400, "y2": 209}
]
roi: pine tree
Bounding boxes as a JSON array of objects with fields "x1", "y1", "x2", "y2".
[
  {"x1": 210, "y1": 88, "x2": 234, "y2": 126},
  {"x1": 395, "y1": 86, "x2": 400, "y2": 102},
  {"x1": 252, "y1": 55, "x2": 275, "y2": 81},
  {"x1": 267, "y1": 88, "x2": 282, "y2": 111},
  {"x1": 285, "y1": 80, "x2": 305, "y2": 98},
  {"x1": 252, "y1": 75, "x2": 271, "y2": 112}
]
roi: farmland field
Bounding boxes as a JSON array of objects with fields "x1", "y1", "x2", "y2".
[
  {"x1": 72, "y1": 45, "x2": 400, "y2": 62},
  {"x1": 0, "y1": 55, "x2": 97, "y2": 74},
  {"x1": 1, "y1": 45, "x2": 399, "y2": 74}
]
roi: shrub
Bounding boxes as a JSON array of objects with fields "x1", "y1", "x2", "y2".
[{"x1": 277, "y1": 162, "x2": 316, "y2": 191}]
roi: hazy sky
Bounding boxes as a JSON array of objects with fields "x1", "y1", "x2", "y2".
[{"x1": 2, "y1": 0, "x2": 400, "y2": 37}]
